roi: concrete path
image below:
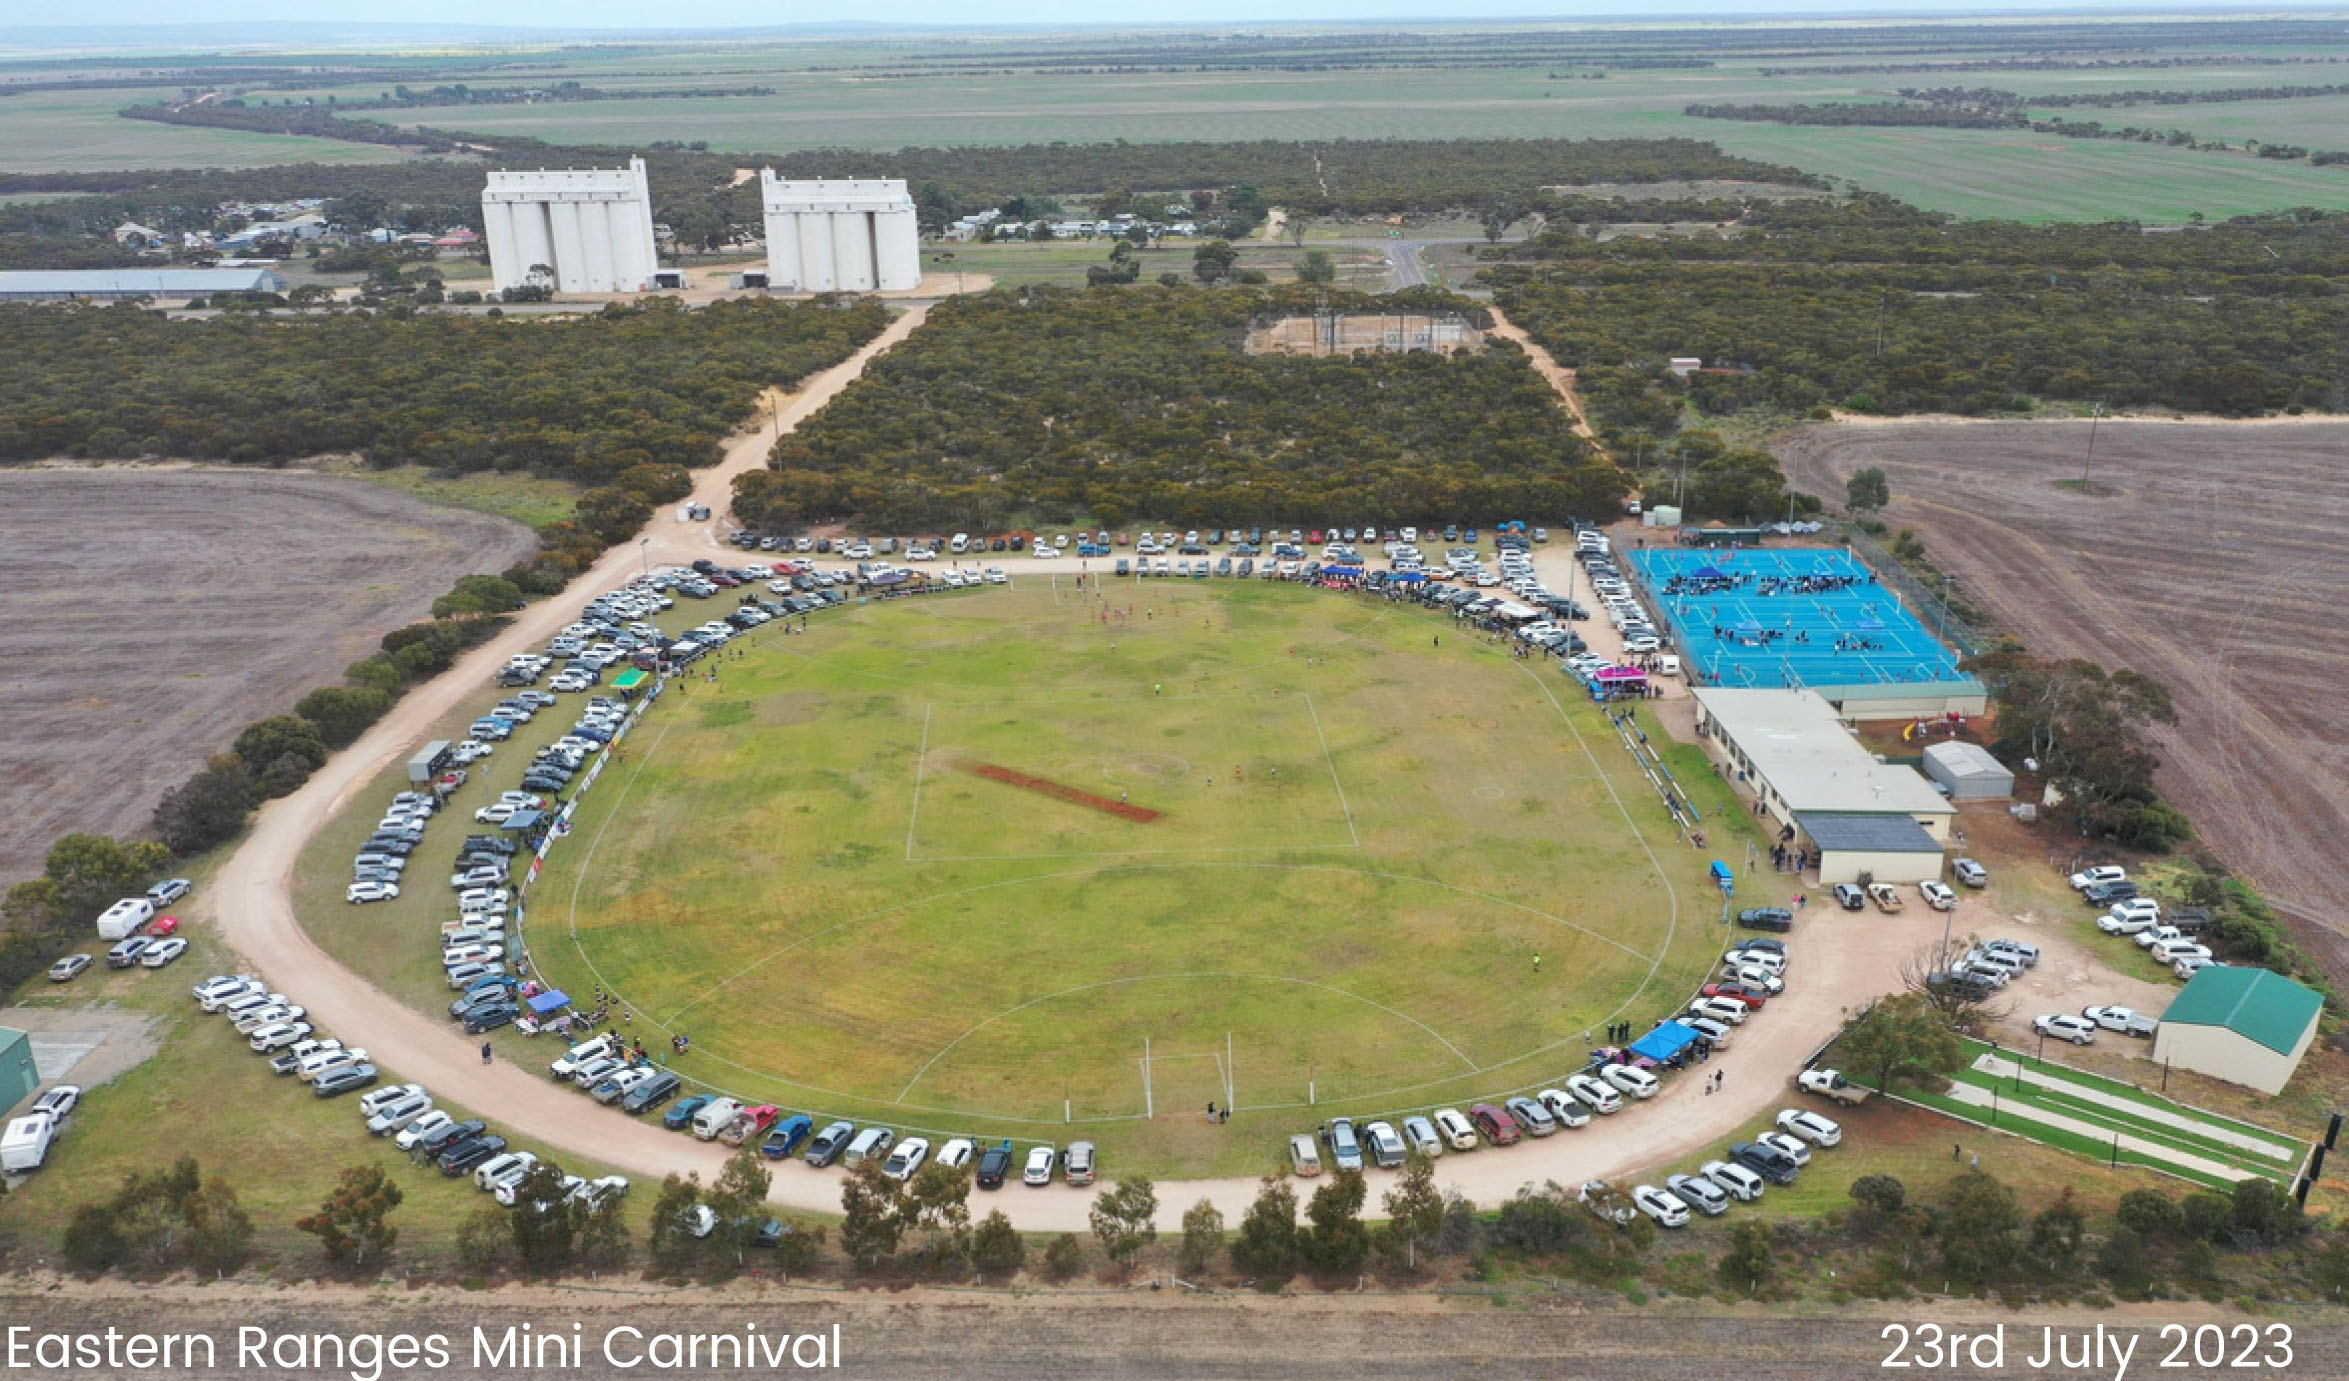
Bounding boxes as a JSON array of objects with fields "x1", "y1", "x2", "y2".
[
  {"x1": 1970, "y1": 1052, "x2": 2294, "y2": 1161},
  {"x1": 1940, "y1": 1080, "x2": 2261, "y2": 1183}
]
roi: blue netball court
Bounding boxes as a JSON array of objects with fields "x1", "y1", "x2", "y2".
[{"x1": 1628, "y1": 547, "x2": 1972, "y2": 692}]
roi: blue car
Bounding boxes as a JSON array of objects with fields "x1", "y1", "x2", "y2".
[
  {"x1": 664, "y1": 1093, "x2": 715, "y2": 1132},
  {"x1": 760, "y1": 1113, "x2": 814, "y2": 1159}
]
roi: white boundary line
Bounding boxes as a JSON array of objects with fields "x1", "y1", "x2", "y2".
[
  {"x1": 904, "y1": 701, "x2": 934, "y2": 862},
  {"x1": 1303, "y1": 691, "x2": 1361, "y2": 848}
]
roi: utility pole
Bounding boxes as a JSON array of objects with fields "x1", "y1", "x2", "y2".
[{"x1": 2079, "y1": 402, "x2": 2104, "y2": 485}]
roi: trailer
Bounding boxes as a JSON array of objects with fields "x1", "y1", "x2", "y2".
[{"x1": 407, "y1": 740, "x2": 454, "y2": 786}]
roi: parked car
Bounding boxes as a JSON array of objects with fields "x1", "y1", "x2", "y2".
[
  {"x1": 314, "y1": 1063, "x2": 380, "y2": 1099},
  {"x1": 1536, "y1": 1088, "x2": 1592, "y2": 1129},
  {"x1": 1063, "y1": 1140, "x2": 1097, "y2": 1186},
  {"x1": 46, "y1": 954, "x2": 92, "y2": 983},
  {"x1": 1631, "y1": 1184, "x2": 1691, "y2": 1228},
  {"x1": 1702, "y1": 1159, "x2": 1768, "y2": 1202},
  {"x1": 1951, "y1": 858, "x2": 1989, "y2": 888},
  {"x1": 1736, "y1": 907, "x2": 1793, "y2": 932},
  {"x1": 1831, "y1": 883, "x2": 1866, "y2": 911},
  {"x1": 1775, "y1": 1108, "x2": 1843, "y2": 1147},
  {"x1": 2070, "y1": 865, "x2": 2127, "y2": 891},
  {"x1": 802, "y1": 1120, "x2": 855, "y2": 1167},
  {"x1": 1321, "y1": 1117, "x2": 1366, "y2": 1170},
  {"x1": 1401, "y1": 1115, "x2": 1444, "y2": 1157},
  {"x1": 1755, "y1": 1131, "x2": 1814, "y2": 1168},
  {"x1": 1022, "y1": 1145, "x2": 1056, "y2": 1186},
  {"x1": 1666, "y1": 1172, "x2": 1730, "y2": 1216},
  {"x1": 1729, "y1": 1140, "x2": 1800, "y2": 1185},
  {"x1": 1564, "y1": 1072, "x2": 1623, "y2": 1114},
  {"x1": 1918, "y1": 880, "x2": 1958, "y2": 911},
  {"x1": 1468, "y1": 1103, "x2": 1523, "y2": 1146},
  {"x1": 881, "y1": 1137, "x2": 931, "y2": 1183},
  {"x1": 975, "y1": 1140, "x2": 1016, "y2": 1189},
  {"x1": 1504, "y1": 1096, "x2": 1559, "y2": 1138},
  {"x1": 1431, "y1": 1107, "x2": 1479, "y2": 1151},
  {"x1": 1600, "y1": 1064, "x2": 1660, "y2": 1100}
]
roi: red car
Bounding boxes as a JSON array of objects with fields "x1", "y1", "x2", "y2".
[
  {"x1": 1308, "y1": 529, "x2": 1324, "y2": 544},
  {"x1": 1469, "y1": 1102, "x2": 1523, "y2": 1146},
  {"x1": 150, "y1": 916, "x2": 181, "y2": 937},
  {"x1": 1701, "y1": 981, "x2": 1767, "y2": 1009}
]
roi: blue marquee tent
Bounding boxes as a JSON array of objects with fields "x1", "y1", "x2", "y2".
[
  {"x1": 526, "y1": 989, "x2": 571, "y2": 1015},
  {"x1": 1628, "y1": 1022, "x2": 1700, "y2": 1064}
]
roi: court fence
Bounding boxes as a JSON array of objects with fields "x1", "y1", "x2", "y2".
[{"x1": 1838, "y1": 523, "x2": 1990, "y2": 661}]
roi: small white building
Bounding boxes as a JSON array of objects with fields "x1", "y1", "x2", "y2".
[
  {"x1": 1921, "y1": 741, "x2": 2014, "y2": 800},
  {"x1": 758, "y1": 173, "x2": 920, "y2": 293},
  {"x1": 482, "y1": 158, "x2": 660, "y2": 295},
  {"x1": 2154, "y1": 966, "x2": 2322, "y2": 1095}
]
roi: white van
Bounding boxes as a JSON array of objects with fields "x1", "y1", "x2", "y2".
[
  {"x1": 215, "y1": 991, "x2": 282, "y2": 1022},
  {"x1": 96, "y1": 897, "x2": 156, "y2": 941},
  {"x1": 842, "y1": 1126, "x2": 896, "y2": 1167},
  {"x1": 950, "y1": 533, "x2": 970, "y2": 554},
  {"x1": 691, "y1": 1098, "x2": 745, "y2": 1142},
  {"x1": 1, "y1": 1115, "x2": 55, "y2": 1172}
]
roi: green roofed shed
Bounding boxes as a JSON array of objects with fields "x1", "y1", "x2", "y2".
[{"x1": 2154, "y1": 967, "x2": 2323, "y2": 1095}]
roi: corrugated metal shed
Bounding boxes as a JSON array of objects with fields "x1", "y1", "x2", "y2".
[{"x1": 0, "y1": 267, "x2": 286, "y2": 300}]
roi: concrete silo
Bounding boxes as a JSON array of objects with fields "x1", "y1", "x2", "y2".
[
  {"x1": 481, "y1": 157, "x2": 658, "y2": 295},
  {"x1": 757, "y1": 173, "x2": 921, "y2": 293}
]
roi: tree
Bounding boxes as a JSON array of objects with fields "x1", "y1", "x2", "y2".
[
  {"x1": 42, "y1": 834, "x2": 171, "y2": 927},
  {"x1": 577, "y1": 1197, "x2": 630, "y2": 1275},
  {"x1": 182, "y1": 1176, "x2": 254, "y2": 1277},
  {"x1": 1285, "y1": 214, "x2": 1312, "y2": 248},
  {"x1": 901, "y1": 1161, "x2": 973, "y2": 1269},
  {"x1": 706, "y1": 1148, "x2": 774, "y2": 1263},
  {"x1": 1685, "y1": 447, "x2": 1793, "y2": 523},
  {"x1": 1718, "y1": 1219, "x2": 1776, "y2": 1296},
  {"x1": 1964, "y1": 651, "x2": 2185, "y2": 849},
  {"x1": 1230, "y1": 1177, "x2": 1299, "y2": 1284},
  {"x1": 2227, "y1": 1177, "x2": 2302, "y2": 1246},
  {"x1": 1936, "y1": 1170, "x2": 2021, "y2": 1282},
  {"x1": 1088, "y1": 1176, "x2": 1159, "y2": 1268},
  {"x1": 1835, "y1": 993, "x2": 1967, "y2": 1090},
  {"x1": 1193, "y1": 239, "x2": 1239, "y2": 284},
  {"x1": 1378, "y1": 1153, "x2": 1444, "y2": 1272},
  {"x1": 62, "y1": 1203, "x2": 126, "y2": 1272},
  {"x1": 2181, "y1": 1191, "x2": 2233, "y2": 1242},
  {"x1": 232, "y1": 716, "x2": 328, "y2": 778},
  {"x1": 2029, "y1": 1187, "x2": 2086, "y2": 1274},
  {"x1": 2116, "y1": 1188, "x2": 2183, "y2": 1240},
  {"x1": 1850, "y1": 1174, "x2": 1909, "y2": 1220},
  {"x1": 293, "y1": 687, "x2": 393, "y2": 749},
  {"x1": 457, "y1": 1202, "x2": 511, "y2": 1273},
  {"x1": 1178, "y1": 1198, "x2": 1225, "y2": 1278},
  {"x1": 507, "y1": 1164, "x2": 582, "y2": 1275},
  {"x1": 152, "y1": 760, "x2": 257, "y2": 854},
  {"x1": 1, "y1": 877, "x2": 63, "y2": 934},
  {"x1": 970, "y1": 1209, "x2": 1025, "y2": 1284},
  {"x1": 296, "y1": 1165, "x2": 403, "y2": 1270},
  {"x1": 431, "y1": 574, "x2": 525, "y2": 619},
  {"x1": 646, "y1": 1172, "x2": 704, "y2": 1272},
  {"x1": 1296, "y1": 249, "x2": 1337, "y2": 286},
  {"x1": 1042, "y1": 1232, "x2": 1085, "y2": 1280},
  {"x1": 839, "y1": 1161, "x2": 903, "y2": 1272},
  {"x1": 1302, "y1": 1169, "x2": 1369, "y2": 1276},
  {"x1": 1491, "y1": 1181, "x2": 1589, "y2": 1257},
  {"x1": 1846, "y1": 465, "x2": 1890, "y2": 513}
]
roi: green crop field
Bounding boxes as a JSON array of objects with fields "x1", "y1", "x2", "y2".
[
  {"x1": 0, "y1": 86, "x2": 411, "y2": 173},
  {"x1": 295, "y1": 577, "x2": 1738, "y2": 1177}
]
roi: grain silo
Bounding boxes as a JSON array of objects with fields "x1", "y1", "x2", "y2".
[
  {"x1": 758, "y1": 173, "x2": 920, "y2": 293},
  {"x1": 482, "y1": 158, "x2": 659, "y2": 295}
]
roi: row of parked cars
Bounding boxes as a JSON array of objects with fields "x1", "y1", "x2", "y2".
[
  {"x1": 1578, "y1": 529, "x2": 1666, "y2": 657},
  {"x1": 1589, "y1": 1103, "x2": 1846, "y2": 1230},
  {"x1": 2074, "y1": 866, "x2": 2223, "y2": 980},
  {"x1": 196, "y1": 972, "x2": 379, "y2": 1096},
  {"x1": 534, "y1": 1033, "x2": 1101, "y2": 1191},
  {"x1": 1286, "y1": 937, "x2": 1797, "y2": 1178}
]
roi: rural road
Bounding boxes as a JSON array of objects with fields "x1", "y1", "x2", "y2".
[{"x1": 207, "y1": 304, "x2": 1910, "y2": 1231}]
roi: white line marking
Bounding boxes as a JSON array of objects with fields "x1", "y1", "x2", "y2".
[
  {"x1": 904, "y1": 701, "x2": 934, "y2": 861},
  {"x1": 1303, "y1": 691, "x2": 1360, "y2": 848}
]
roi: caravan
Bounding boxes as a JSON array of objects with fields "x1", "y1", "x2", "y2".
[{"x1": 96, "y1": 897, "x2": 155, "y2": 941}]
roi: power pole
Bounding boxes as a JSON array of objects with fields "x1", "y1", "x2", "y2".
[{"x1": 2080, "y1": 402, "x2": 2104, "y2": 485}]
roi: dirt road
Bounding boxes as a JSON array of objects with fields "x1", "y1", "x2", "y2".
[
  {"x1": 1780, "y1": 418, "x2": 2349, "y2": 981},
  {"x1": 13, "y1": 1277, "x2": 2325, "y2": 1380},
  {"x1": 1485, "y1": 306, "x2": 1608, "y2": 459},
  {"x1": 201, "y1": 320, "x2": 1912, "y2": 1230},
  {"x1": 0, "y1": 467, "x2": 535, "y2": 884}
]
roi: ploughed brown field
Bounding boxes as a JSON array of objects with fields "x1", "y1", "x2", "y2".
[
  {"x1": 0, "y1": 466, "x2": 535, "y2": 884},
  {"x1": 1780, "y1": 419, "x2": 2349, "y2": 978}
]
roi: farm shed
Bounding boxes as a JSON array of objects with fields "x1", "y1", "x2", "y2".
[
  {"x1": 1794, "y1": 812, "x2": 1947, "y2": 885},
  {"x1": 0, "y1": 267, "x2": 286, "y2": 301},
  {"x1": 2153, "y1": 967, "x2": 2322, "y2": 1096},
  {"x1": 1921, "y1": 741, "x2": 2015, "y2": 799},
  {"x1": 0, "y1": 1028, "x2": 36, "y2": 1115}
]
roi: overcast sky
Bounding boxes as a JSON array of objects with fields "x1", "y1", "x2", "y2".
[{"x1": 5, "y1": 2, "x2": 2280, "y2": 35}]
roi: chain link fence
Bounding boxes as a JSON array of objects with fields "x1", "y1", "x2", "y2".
[{"x1": 1840, "y1": 523, "x2": 1989, "y2": 661}]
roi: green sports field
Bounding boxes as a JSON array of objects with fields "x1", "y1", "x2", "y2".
[{"x1": 522, "y1": 578, "x2": 1735, "y2": 1173}]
